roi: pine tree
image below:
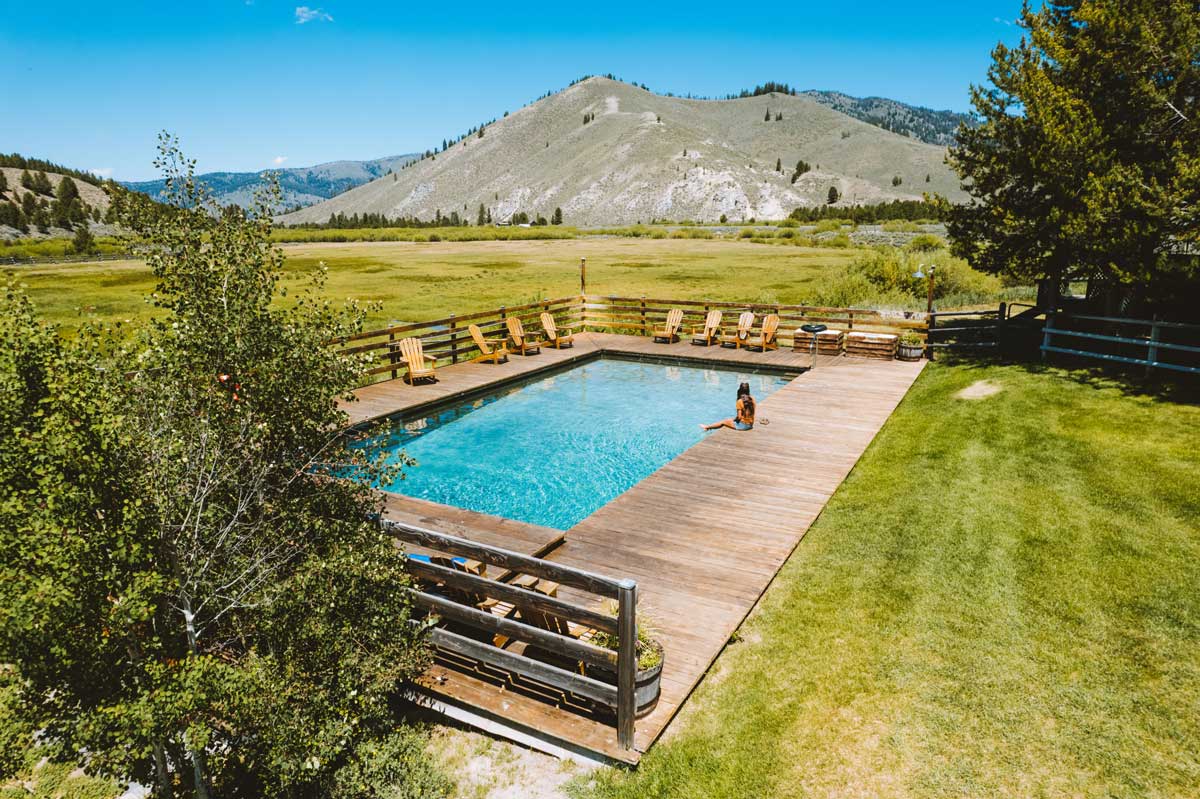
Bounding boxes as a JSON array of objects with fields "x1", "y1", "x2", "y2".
[
  {"x1": 33, "y1": 171, "x2": 52, "y2": 195},
  {"x1": 776, "y1": 158, "x2": 782, "y2": 173},
  {"x1": 947, "y1": 0, "x2": 1200, "y2": 292},
  {"x1": 0, "y1": 170, "x2": 7, "y2": 195},
  {"x1": 775, "y1": 112, "x2": 783, "y2": 121},
  {"x1": 20, "y1": 170, "x2": 34, "y2": 191},
  {"x1": 21, "y1": 191, "x2": 37, "y2": 217},
  {"x1": 551, "y1": 207, "x2": 563, "y2": 225},
  {"x1": 764, "y1": 108, "x2": 771, "y2": 122},
  {"x1": 72, "y1": 222, "x2": 96, "y2": 254},
  {"x1": 892, "y1": 175, "x2": 903, "y2": 186},
  {"x1": 827, "y1": 186, "x2": 840, "y2": 205},
  {"x1": 56, "y1": 176, "x2": 79, "y2": 204},
  {"x1": 925, "y1": 174, "x2": 931, "y2": 183},
  {"x1": 477, "y1": 204, "x2": 486, "y2": 225}
]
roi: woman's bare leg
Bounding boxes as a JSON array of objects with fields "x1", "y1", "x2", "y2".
[{"x1": 700, "y1": 418, "x2": 736, "y2": 430}]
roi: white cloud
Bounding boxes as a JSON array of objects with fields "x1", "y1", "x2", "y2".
[
  {"x1": 993, "y1": 16, "x2": 1014, "y2": 26},
  {"x1": 295, "y1": 6, "x2": 333, "y2": 23},
  {"x1": 90, "y1": 167, "x2": 114, "y2": 178},
  {"x1": 272, "y1": 156, "x2": 288, "y2": 165}
]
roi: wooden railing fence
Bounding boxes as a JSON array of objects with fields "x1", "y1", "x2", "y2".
[
  {"x1": 338, "y1": 294, "x2": 931, "y2": 383},
  {"x1": 1042, "y1": 311, "x2": 1200, "y2": 375},
  {"x1": 384, "y1": 519, "x2": 641, "y2": 750}
]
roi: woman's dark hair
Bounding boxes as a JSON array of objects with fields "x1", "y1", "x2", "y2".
[{"x1": 737, "y1": 382, "x2": 755, "y2": 416}]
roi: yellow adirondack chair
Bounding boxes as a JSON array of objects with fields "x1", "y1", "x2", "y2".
[
  {"x1": 397, "y1": 337, "x2": 437, "y2": 384},
  {"x1": 720, "y1": 311, "x2": 756, "y2": 349},
  {"x1": 468, "y1": 324, "x2": 508, "y2": 364},
  {"x1": 652, "y1": 308, "x2": 684, "y2": 342},
  {"x1": 540, "y1": 312, "x2": 574, "y2": 348},
  {"x1": 690, "y1": 309, "x2": 723, "y2": 346},
  {"x1": 506, "y1": 316, "x2": 541, "y2": 355},
  {"x1": 746, "y1": 314, "x2": 780, "y2": 352}
]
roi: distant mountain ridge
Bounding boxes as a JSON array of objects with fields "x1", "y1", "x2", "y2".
[
  {"x1": 800, "y1": 91, "x2": 975, "y2": 147},
  {"x1": 124, "y1": 154, "x2": 419, "y2": 210},
  {"x1": 280, "y1": 76, "x2": 967, "y2": 228}
]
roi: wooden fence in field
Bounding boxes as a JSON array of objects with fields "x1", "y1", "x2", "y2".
[
  {"x1": 1042, "y1": 310, "x2": 1200, "y2": 375},
  {"x1": 335, "y1": 294, "x2": 930, "y2": 383}
]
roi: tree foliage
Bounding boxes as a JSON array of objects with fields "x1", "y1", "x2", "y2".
[
  {"x1": 0, "y1": 134, "x2": 436, "y2": 798},
  {"x1": 947, "y1": 0, "x2": 1200, "y2": 298}
]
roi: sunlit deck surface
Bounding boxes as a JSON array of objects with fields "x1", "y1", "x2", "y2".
[{"x1": 352, "y1": 332, "x2": 926, "y2": 763}]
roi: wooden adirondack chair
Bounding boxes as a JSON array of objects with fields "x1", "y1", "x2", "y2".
[
  {"x1": 468, "y1": 323, "x2": 508, "y2": 364},
  {"x1": 720, "y1": 311, "x2": 756, "y2": 349},
  {"x1": 746, "y1": 314, "x2": 781, "y2": 352},
  {"x1": 397, "y1": 337, "x2": 437, "y2": 383},
  {"x1": 652, "y1": 308, "x2": 684, "y2": 342},
  {"x1": 540, "y1": 312, "x2": 574, "y2": 348},
  {"x1": 690, "y1": 309, "x2": 723, "y2": 346},
  {"x1": 506, "y1": 316, "x2": 541, "y2": 355}
]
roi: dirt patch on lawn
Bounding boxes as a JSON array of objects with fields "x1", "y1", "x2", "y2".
[{"x1": 956, "y1": 379, "x2": 1002, "y2": 400}]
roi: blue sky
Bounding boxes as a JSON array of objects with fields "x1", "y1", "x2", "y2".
[{"x1": 2, "y1": 1, "x2": 1025, "y2": 181}]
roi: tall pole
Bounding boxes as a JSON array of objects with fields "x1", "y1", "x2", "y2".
[
  {"x1": 580, "y1": 257, "x2": 587, "y2": 296},
  {"x1": 926, "y1": 265, "x2": 936, "y2": 317}
]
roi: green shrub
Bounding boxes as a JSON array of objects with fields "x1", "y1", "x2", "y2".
[
  {"x1": 331, "y1": 730, "x2": 450, "y2": 799},
  {"x1": 881, "y1": 220, "x2": 922, "y2": 233},
  {"x1": 738, "y1": 228, "x2": 755, "y2": 239},
  {"x1": 907, "y1": 233, "x2": 945, "y2": 251}
]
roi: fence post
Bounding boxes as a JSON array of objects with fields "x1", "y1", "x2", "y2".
[
  {"x1": 640, "y1": 296, "x2": 646, "y2": 335},
  {"x1": 616, "y1": 579, "x2": 638, "y2": 751},
  {"x1": 848, "y1": 309, "x2": 855, "y2": 331},
  {"x1": 1146, "y1": 316, "x2": 1160, "y2": 377},
  {"x1": 1041, "y1": 308, "x2": 1056, "y2": 362},
  {"x1": 388, "y1": 329, "x2": 398, "y2": 380},
  {"x1": 926, "y1": 312, "x2": 936, "y2": 361},
  {"x1": 449, "y1": 314, "x2": 458, "y2": 364}
]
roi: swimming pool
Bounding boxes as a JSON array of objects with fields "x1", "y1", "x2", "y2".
[{"x1": 361, "y1": 357, "x2": 794, "y2": 530}]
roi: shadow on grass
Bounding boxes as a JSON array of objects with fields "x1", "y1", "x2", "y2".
[{"x1": 933, "y1": 349, "x2": 1200, "y2": 405}]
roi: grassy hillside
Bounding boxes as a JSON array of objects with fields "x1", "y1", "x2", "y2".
[
  {"x1": 577, "y1": 360, "x2": 1200, "y2": 798},
  {"x1": 280, "y1": 77, "x2": 964, "y2": 228}
]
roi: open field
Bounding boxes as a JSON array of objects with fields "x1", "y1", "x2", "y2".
[
  {"x1": 574, "y1": 361, "x2": 1200, "y2": 798},
  {"x1": 5, "y1": 238, "x2": 867, "y2": 329}
]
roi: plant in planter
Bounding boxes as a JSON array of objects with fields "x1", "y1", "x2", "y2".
[
  {"x1": 898, "y1": 330, "x2": 925, "y2": 361},
  {"x1": 589, "y1": 603, "x2": 665, "y2": 716}
]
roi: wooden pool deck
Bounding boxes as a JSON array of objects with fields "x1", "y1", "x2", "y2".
[{"x1": 349, "y1": 333, "x2": 926, "y2": 763}]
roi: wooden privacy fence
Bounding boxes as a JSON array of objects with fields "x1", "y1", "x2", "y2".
[
  {"x1": 1042, "y1": 311, "x2": 1200, "y2": 375},
  {"x1": 384, "y1": 519, "x2": 642, "y2": 750},
  {"x1": 335, "y1": 294, "x2": 932, "y2": 383}
]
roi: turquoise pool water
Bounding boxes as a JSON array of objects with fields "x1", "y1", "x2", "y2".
[{"x1": 363, "y1": 357, "x2": 793, "y2": 530}]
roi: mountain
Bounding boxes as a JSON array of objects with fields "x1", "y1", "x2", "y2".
[
  {"x1": 801, "y1": 91, "x2": 975, "y2": 147},
  {"x1": 279, "y1": 77, "x2": 967, "y2": 228},
  {"x1": 125, "y1": 154, "x2": 419, "y2": 210}
]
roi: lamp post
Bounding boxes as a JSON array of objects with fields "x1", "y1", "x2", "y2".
[
  {"x1": 914, "y1": 264, "x2": 937, "y2": 361},
  {"x1": 580, "y1": 257, "x2": 587, "y2": 296},
  {"x1": 914, "y1": 263, "x2": 936, "y2": 316}
]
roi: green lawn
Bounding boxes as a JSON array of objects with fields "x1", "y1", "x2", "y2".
[
  {"x1": 575, "y1": 361, "x2": 1200, "y2": 798},
  {"x1": 5, "y1": 238, "x2": 865, "y2": 330}
]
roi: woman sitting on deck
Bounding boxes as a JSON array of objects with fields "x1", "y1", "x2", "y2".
[{"x1": 701, "y1": 382, "x2": 755, "y2": 431}]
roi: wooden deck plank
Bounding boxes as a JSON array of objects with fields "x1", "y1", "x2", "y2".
[{"x1": 351, "y1": 333, "x2": 926, "y2": 760}]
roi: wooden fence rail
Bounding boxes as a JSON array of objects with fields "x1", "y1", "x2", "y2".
[
  {"x1": 337, "y1": 294, "x2": 933, "y2": 383},
  {"x1": 382, "y1": 519, "x2": 641, "y2": 750},
  {"x1": 1042, "y1": 310, "x2": 1200, "y2": 375}
]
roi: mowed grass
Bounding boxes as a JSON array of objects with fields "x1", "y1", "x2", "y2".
[
  {"x1": 5, "y1": 238, "x2": 864, "y2": 330},
  {"x1": 576, "y1": 362, "x2": 1200, "y2": 798}
]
